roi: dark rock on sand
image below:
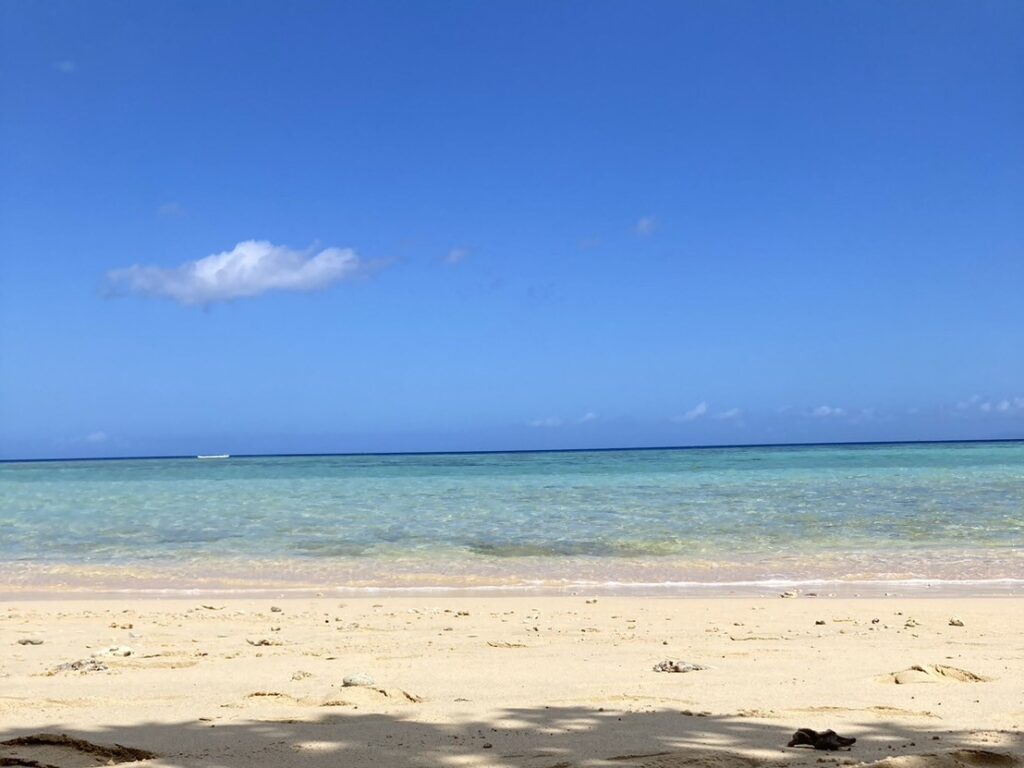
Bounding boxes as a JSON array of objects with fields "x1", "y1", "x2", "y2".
[{"x1": 788, "y1": 728, "x2": 856, "y2": 750}]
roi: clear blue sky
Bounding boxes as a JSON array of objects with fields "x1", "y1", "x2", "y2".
[{"x1": 1, "y1": 0, "x2": 1022, "y2": 459}]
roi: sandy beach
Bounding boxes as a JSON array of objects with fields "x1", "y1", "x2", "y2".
[{"x1": 2, "y1": 595, "x2": 1021, "y2": 767}]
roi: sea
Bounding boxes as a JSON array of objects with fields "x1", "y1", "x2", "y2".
[{"x1": 1, "y1": 441, "x2": 1022, "y2": 595}]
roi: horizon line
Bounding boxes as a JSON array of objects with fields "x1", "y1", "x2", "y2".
[{"x1": 2, "y1": 436, "x2": 1022, "y2": 464}]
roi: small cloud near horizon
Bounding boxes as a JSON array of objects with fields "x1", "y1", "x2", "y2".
[
  {"x1": 579, "y1": 411, "x2": 598, "y2": 423},
  {"x1": 956, "y1": 395, "x2": 1024, "y2": 415},
  {"x1": 53, "y1": 60, "x2": 76, "y2": 74},
  {"x1": 105, "y1": 240, "x2": 367, "y2": 306},
  {"x1": 528, "y1": 416, "x2": 563, "y2": 428},
  {"x1": 635, "y1": 215, "x2": 656, "y2": 236},
  {"x1": 812, "y1": 405, "x2": 846, "y2": 418},
  {"x1": 445, "y1": 247, "x2": 470, "y2": 265},
  {"x1": 673, "y1": 401, "x2": 708, "y2": 422},
  {"x1": 85, "y1": 431, "x2": 107, "y2": 443},
  {"x1": 716, "y1": 407, "x2": 742, "y2": 420}
]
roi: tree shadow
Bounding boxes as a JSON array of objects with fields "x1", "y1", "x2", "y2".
[{"x1": 1, "y1": 704, "x2": 1020, "y2": 768}]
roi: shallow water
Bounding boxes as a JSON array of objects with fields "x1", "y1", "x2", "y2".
[{"x1": 2, "y1": 442, "x2": 1022, "y2": 591}]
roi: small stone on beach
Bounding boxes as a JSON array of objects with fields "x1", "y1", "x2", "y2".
[
  {"x1": 93, "y1": 646, "x2": 133, "y2": 657},
  {"x1": 653, "y1": 659, "x2": 707, "y2": 673},
  {"x1": 342, "y1": 674, "x2": 375, "y2": 687},
  {"x1": 50, "y1": 658, "x2": 109, "y2": 675},
  {"x1": 17, "y1": 638, "x2": 44, "y2": 645}
]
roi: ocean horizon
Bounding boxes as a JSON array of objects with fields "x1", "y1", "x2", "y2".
[{"x1": 4, "y1": 436, "x2": 1023, "y2": 464}]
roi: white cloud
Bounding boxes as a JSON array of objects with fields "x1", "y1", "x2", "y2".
[
  {"x1": 53, "y1": 60, "x2": 76, "y2": 74},
  {"x1": 158, "y1": 201, "x2": 185, "y2": 217},
  {"x1": 578, "y1": 411, "x2": 598, "y2": 423},
  {"x1": 635, "y1": 215, "x2": 656, "y2": 236},
  {"x1": 106, "y1": 240, "x2": 364, "y2": 306},
  {"x1": 955, "y1": 395, "x2": 1024, "y2": 415},
  {"x1": 445, "y1": 247, "x2": 469, "y2": 265},
  {"x1": 86, "y1": 431, "x2": 108, "y2": 443},
  {"x1": 812, "y1": 405, "x2": 845, "y2": 418},
  {"x1": 528, "y1": 416, "x2": 563, "y2": 428},
  {"x1": 673, "y1": 401, "x2": 708, "y2": 422},
  {"x1": 716, "y1": 407, "x2": 742, "y2": 420}
]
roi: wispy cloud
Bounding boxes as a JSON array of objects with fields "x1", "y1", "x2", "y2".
[
  {"x1": 635, "y1": 215, "x2": 656, "y2": 237},
  {"x1": 811, "y1": 405, "x2": 845, "y2": 418},
  {"x1": 982, "y1": 398, "x2": 1022, "y2": 414},
  {"x1": 85, "y1": 431, "x2": 108, "y2": 443},
  {"x1": 956, "y1": 395, "x2": 1024, "y2": 415},
  {"x1": 106, "y1": 240, "x2": 365, "y2": 306},
  {"x1": 673, "y1": 401, "x2": 708, "y2": 422},
  {"x1": 158, "y1": 202, "x2": 185, "y2": 217},
  {"x1": 578, "y1": 411, "x2": 598, "y2": 423},
  {"x1": 445, "y1": 247, "x2": 469, "y2": 265},
  {"x1": 53, "y1": 60, "x2": 76, "y2": 74},
  {"x1": 715, "y1": 407, "x2": 742, "y2": 420},
  {"x1": 528, "y1": 416, "x2": 563, "y2": 428}
]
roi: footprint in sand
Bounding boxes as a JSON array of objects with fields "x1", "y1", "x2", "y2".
[
  {"x1": 795, "y1": 704, "x2": 940, "y2": 719},
  {"x1": 607, "y1": 753, "x2": 764, "y2": 768},
  {"x1": 863, "y1": 750, "x2": 1019, "y2": 768},
  {"x1": 883, "y1": 664, "x2": 991, "y2": 684}
]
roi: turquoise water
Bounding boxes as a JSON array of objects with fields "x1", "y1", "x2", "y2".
[{"x1": 1, "y1": 442, "x2": 1022, "y2": 590}]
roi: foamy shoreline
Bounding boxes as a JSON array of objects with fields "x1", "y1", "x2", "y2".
[
  {"x1": 3, "y1": 548, "x2": 1022, "y2": 600},
  {"x1": 4, "y1": 578, "x2": 1024, "y2": 601}
]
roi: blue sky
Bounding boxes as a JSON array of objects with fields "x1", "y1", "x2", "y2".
[{"x1": 1, "y1": 0, "x2": 1022, "y2": 459}]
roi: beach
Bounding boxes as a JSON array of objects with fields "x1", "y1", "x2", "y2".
[
  {"x1": 5, "y1": 0, "x2": 1022, "y2": 763},
  {"x1": 2, "y1": 595, "x2": 1022, "y2": 767},
  {"x1": 3, "y1": 445, "x2": 1022, "y2": 766}
]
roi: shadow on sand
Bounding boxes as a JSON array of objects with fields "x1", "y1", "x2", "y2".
[{"x1": 2, "y1": 705, "x2": 1021, "y2": 768}]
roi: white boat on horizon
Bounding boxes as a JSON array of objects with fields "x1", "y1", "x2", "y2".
[{"x1": 196, "y1": 454, "x2": 230, "y2": 460}]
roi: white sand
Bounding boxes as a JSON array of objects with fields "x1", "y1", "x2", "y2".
[{"x1": 1, "y1": 596, "x2": 1021, "y2": 767}]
